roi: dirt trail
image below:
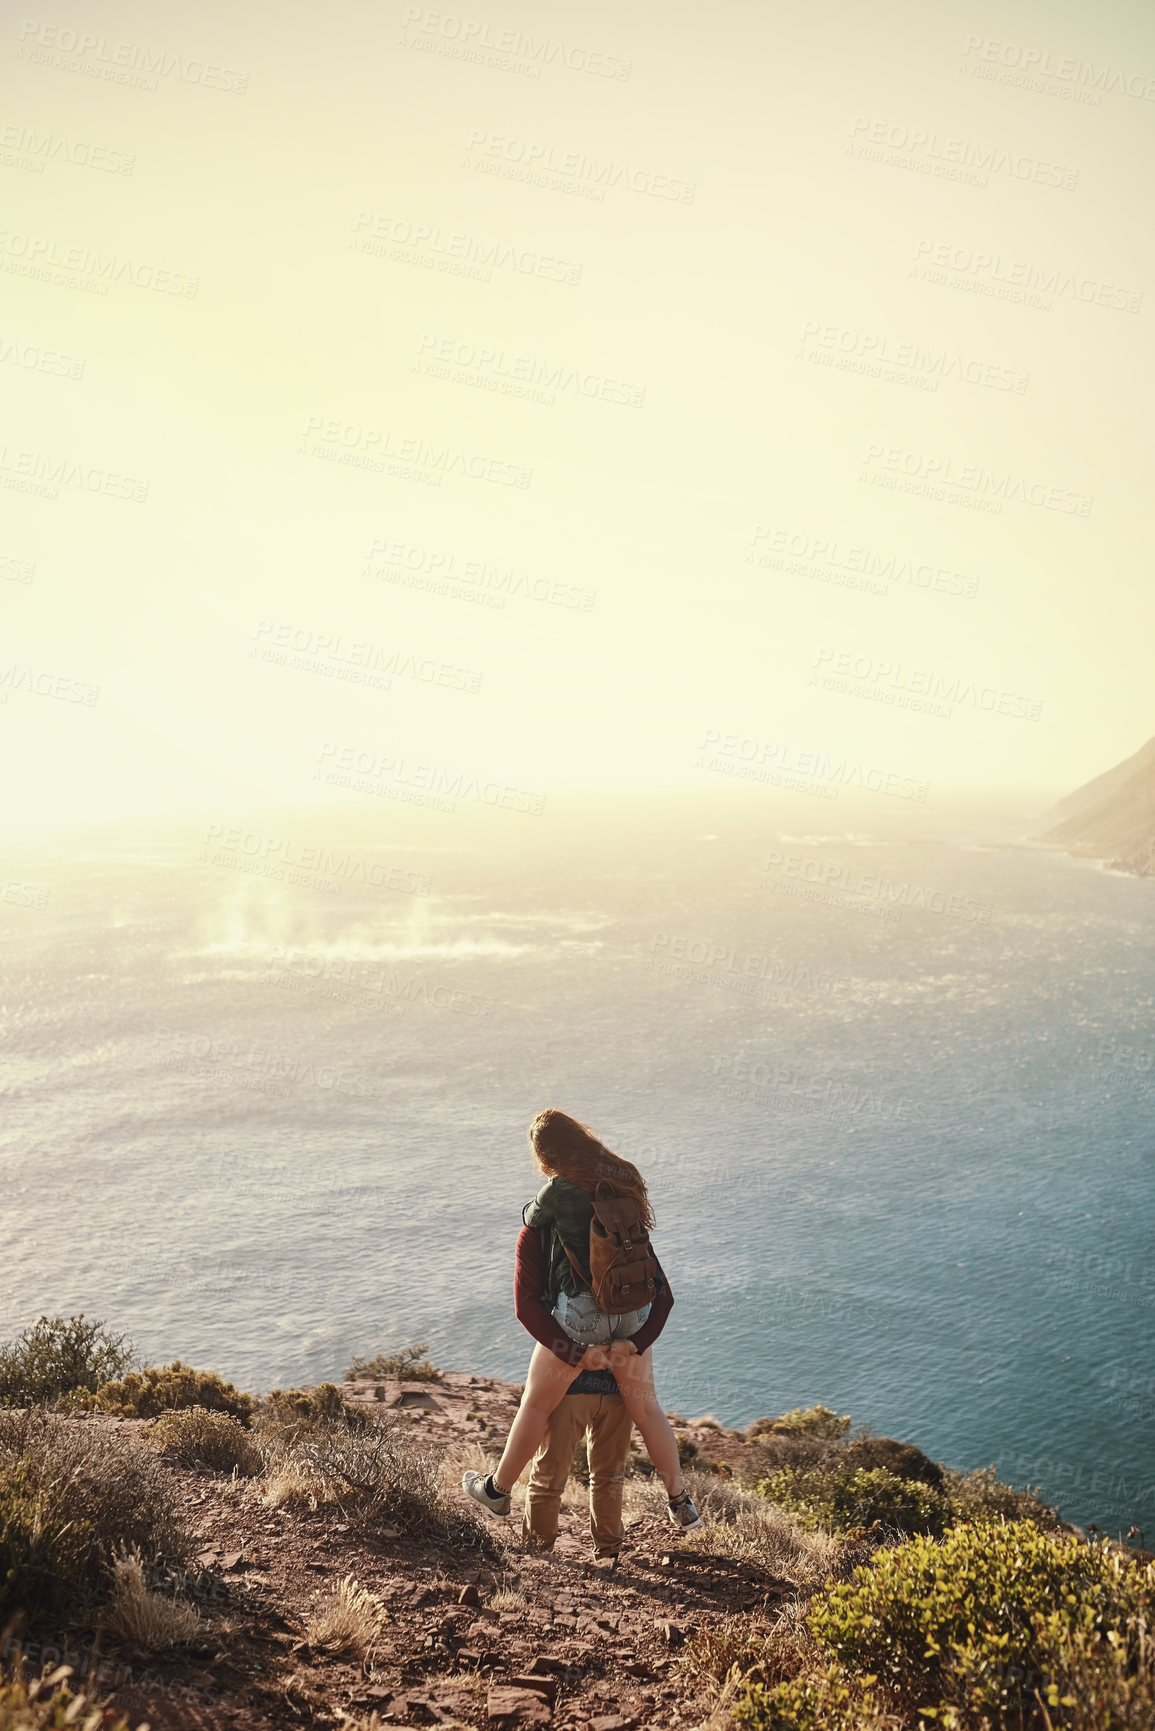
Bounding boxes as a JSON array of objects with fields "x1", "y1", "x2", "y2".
[{"x1": 12, "y1": 1376, "x2": 782, "y2": 1730}]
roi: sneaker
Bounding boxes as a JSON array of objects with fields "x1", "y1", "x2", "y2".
[
  {"x1": 462, "y1": 1470, "x2": 511, "y2": 1517},
  {"x1": 667, "y1": 1491, "x2": 703, "y2": 1531}
]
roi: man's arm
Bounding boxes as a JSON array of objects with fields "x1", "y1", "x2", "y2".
[
  {"x1": 514, "y1": 1224, "x2": 588, "y2": 1368},
  {"x1": 625, "y1": 1257, "x2": 673, "y2": 1356}
]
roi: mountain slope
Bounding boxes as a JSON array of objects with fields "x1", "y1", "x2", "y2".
[{"x1": 1041, "y1": 735, "x2": 1155, "y2": 875}]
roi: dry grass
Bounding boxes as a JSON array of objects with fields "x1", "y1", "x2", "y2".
[
  {"x1": 437, "y1": 1441, "x2": 533, "y2": 1494},
  {"x1": 303, "y1": 1574, "x2": 386, "y2": 1659},
  {"x1": 0, "y1": 1659, "x2": 143, "y2": 1730},
  {"x1": 488, "y1": 1586, "x2": 530, "y2": 1613},
  {"x1": 677, "y1": 1608, "x2": 809, "y2": 1717},
  {"x1": 258, "y1": 1460, "x2": 319, "y2": 1510},
  {"x1": 102, "y1": 1548, "x2": 204, "y2": 1650},
  {"x1": 676, "y1": 1471, "x2": 844, "y2": 1587},
  {"x1": 261, "y1": 1417, "x2": 499, "y2": 1554},
  {"x1": 621, "y1": 1471, "x2": 671, "y2": 1524},
  {"x1": 0, "y1": 1407, "x2": 192, "y2": 1618}
]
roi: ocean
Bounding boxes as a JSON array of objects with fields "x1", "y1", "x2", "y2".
[{"x1": 2, "y1": 789, "x2": 1152, "y2": 1540}]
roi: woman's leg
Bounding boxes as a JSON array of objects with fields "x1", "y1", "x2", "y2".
[
  {"x1": 606, "y1": 1345, "x2": 684, "y2": 1500},
  {"x1": 492, "y1": 1343, "x2": 589, "y2": 1492}
]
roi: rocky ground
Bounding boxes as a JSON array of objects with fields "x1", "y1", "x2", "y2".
[{"x1": 10, "y1": 1375, "x2": 788, "y2": 1731}]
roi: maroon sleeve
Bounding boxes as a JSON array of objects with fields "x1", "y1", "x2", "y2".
[
  {"x1": 629, "y1": 1256, "x2": 673, "y2": 1356},
  {"x1": 514, "y1": 1225, "x2": 586, "y2": 1367}
]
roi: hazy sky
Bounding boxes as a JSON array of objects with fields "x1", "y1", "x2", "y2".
[{"x1": 2, "y1": 0, "x2": 1153, "y2": 834}]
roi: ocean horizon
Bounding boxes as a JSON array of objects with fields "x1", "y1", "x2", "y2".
[{"x1": 2, "y1": 787, "x2": 1152, "y2": 1542}]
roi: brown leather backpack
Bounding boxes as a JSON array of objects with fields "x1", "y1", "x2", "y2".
[{"x1": 563, "y1": 1181, "x2": 659, "y2": 1315}]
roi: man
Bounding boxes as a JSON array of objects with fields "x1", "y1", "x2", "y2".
[{"x1": 515, "y1": 1217, "x2": 673, "y2": 1558}]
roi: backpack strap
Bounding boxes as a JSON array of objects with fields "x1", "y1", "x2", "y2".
[{"x1": 562, "y1": 1242, "x2": 593, "y2": 1294}]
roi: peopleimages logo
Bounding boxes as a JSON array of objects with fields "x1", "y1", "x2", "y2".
[
  {"x1": 696, "y1": 730, "x2": 930, "y2": 803},
  {"x1": 811, "y1": 646, "x2": 1044, "y2": 721},
  {"x1": 849, "y1": 116, "x2": 1078, "y2": 188},
  {"x1": 400, "y1": 7, "x2": 632, "y2": 79},
  {"x1": 463, "y1": 130, "x2": 696, "y2": 202},
  {"x1": 912, "y1": 239, "x2": 1141, "y2": 313},
  {"x1": 960, "y1": 33, "x2": 1155, "y2": 102},
  {"x1": 862, "y1": 443, "x2": 1092, "y2": 516},
  {"x1": 15, "y1": 19, "x2": 249, "y2": 91}
]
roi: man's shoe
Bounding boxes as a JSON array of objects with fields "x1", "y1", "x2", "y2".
[
  {"x1": 667, "y1": 1491, "x2": 703, "y2": 1531},
  {"x1": 462, "y1": 1470, "x2": 511, "y2": 1516}
]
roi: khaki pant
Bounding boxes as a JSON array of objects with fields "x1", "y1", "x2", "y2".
[{"x1": 521, "y1": 1392, "x2": 633, "y2": 1557}]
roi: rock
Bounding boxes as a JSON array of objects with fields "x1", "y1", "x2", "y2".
[
  {"x1": 486, "y1": 1683, "x2": 552, "y2": 1725},
  {"x1": 655, "y1": 1618, "x2": 688, "y2": 1647},
  {"x1": 220, "y1": 1551, "x2": 245, "y2": 1571},
  {"x1": 508, "y1": 1674, "x2": 559, "y2": 1703},
  {"x1": 458, "y1": 1583, "x2": 481, "y2": 1607},
  {"x1": 526, "y1": 1654, "x2": 568, "y2": 1676},
  {"x1": 590, "y1": 1716, "x2": 635, "y2": 1730}
]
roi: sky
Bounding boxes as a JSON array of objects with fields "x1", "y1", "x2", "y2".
[{"x1": 2, "y1": 0, "x2": 1153, "y2": 836}]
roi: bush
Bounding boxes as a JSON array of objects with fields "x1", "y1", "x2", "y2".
[
  {"x1": 731, "y1": 1521, "x2": 1155, "y2": 1729},
  {"x1": 82, "y1": 1362, "x2": 253, "y2": 1425},
  {"x1": 0, "y1": 1317, "x2": 133, "y2": 1410},
  {"x1": 732, "y1": 1665, "x2": 879, "y2": 1731},
  {"x1": 0, "y1": 1409, "x2": 191, "y2": 1619},
  {"x1": 748, "y1": 1406, "x2": 851, "y2": 1442},
  {"x1": 254, "y1": 1383, "x2": 372, "y2": 1443},
  {"x1": 266, "y1": 1416, "x2": 498, "y2": 1555},
  {"x1": 344, "y1": 1345, "x2": 442, "y2": 1383},
  {"x1": 840, "y1": 1436, "x2": 944, "y2": 1488},
  {"x1": 759, "y1": 1464, "x2": 949, "y2": 1537},
  {"x1": 941, "y1": 1463, "x2": 1061, "y2": 1530},
  {"x1": 143, "y1": 1409, "x2": 262, "y2": 1475},
  {"x1": 812, "y1": 1522, "x2": 1154, "y2": 1710}
]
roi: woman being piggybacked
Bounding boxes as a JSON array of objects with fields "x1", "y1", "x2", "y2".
[{"x1": 463, "y1": 1107, "x2": 700, "y2": 1530}]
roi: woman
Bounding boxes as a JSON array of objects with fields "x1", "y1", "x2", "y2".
[{"x1": 463, "y1": 1107, "x2": 701, "y2": 1529}]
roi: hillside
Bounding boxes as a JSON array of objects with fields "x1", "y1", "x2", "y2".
[
  {"x1": 1040, "y1": 734, "x2": 1155, "y2": 875},
  {"x1": 0, "y1": 1373, "x2": 850, "y2": 1731},
  {"x1": 3, "y1": 1349, "x2": 1148, "y2": 1731}
]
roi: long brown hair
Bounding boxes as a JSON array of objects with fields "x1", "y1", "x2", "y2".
[{"x1": 528, "y1": 1108, "x2": 655, "y2": 1232}]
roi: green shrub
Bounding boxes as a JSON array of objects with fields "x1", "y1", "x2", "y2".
[
  {"x1": 344, "y1": 1344, "x2": 442, "y2": 1383},
  {"x1": 749, "y1": 1406, "x2": 851, "y2": 1442},
  {"x1": 730, "y1": 1524, "x2": 1155, "y2": 1729},
  {"x1": 810, "y1": 1521, "x2": 1153, "y2": 1722},
  {"x1": 0, "y1": 1317, "x2": 133, "y2": 1410},
  {"x1": 81, "y1": 1361, "x2": 253, "y2": 1425},
  {"x1": 941, "y1": 1463, "x2": 1061, "y2": 1530},
  {"x1": 255, "y1": 1383, "x2": 372, "y2": 1443},
  {"x1": 143, "y1": 1409, "x2": 262, "y2": 1475},
  {"x1": 840, "y1": 1436, "x2": 944, "y2": 1488},
  {"x1": 732, "y1": 1665, "x2": 877, "y2": 1731},
  {"x1": 0, "y1": 1409, "x2": 190, "y2": 1619},
  {"x1": 759, "y1": 1464, "x2": 949, "y2": 1537}
]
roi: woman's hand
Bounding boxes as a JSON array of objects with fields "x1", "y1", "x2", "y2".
[
  {"x1": 578, "y1": 1343, "x2": 611, "y2": 1372},
  {"x1": 606, "y1": 1339, "x2": 638, "y2": 1367}
]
